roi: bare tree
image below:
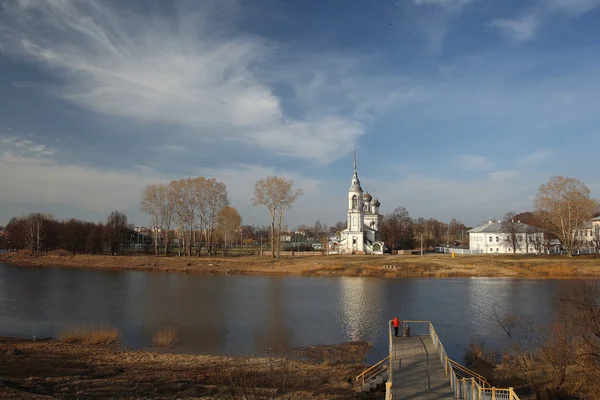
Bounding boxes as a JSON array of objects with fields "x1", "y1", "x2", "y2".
[
  {"x1": 203, "y1": 178, "x2": 229, "y2": 256},
  {"x1": 252, "y1": 176, "x2": 303, "y2": 258},
  {"x1": 218, "y1": 206, "x2": 242, "y2": 255},
  {"x1": 534, "y1": 176, "x2": 599, "y2": 257},
  {"x1": 157, "y1": 183, "x2": 174, "y2": 256},
  {"x1": 501, "y1": 212, "x2": 522, "y2": 254},
  {"x1": 105, "y1": 210, "x2": 129, "y2": 255},
  {"x1": 141, "y1": 183, "x2": 161, "y2": 255},
  {"x1": 24, "y1": 213, "x2": 45, "y2": 253}
]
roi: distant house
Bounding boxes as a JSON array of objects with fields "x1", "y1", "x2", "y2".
[
  {"x1": 280, "y1": 235, "x2": 291, "y2": 242},
  {"x1": 468, "y1": 220, "x2": 544, "y2": 254},
  {"x1": 573, "y1": 216, "x2": 600, "y2": 248}
]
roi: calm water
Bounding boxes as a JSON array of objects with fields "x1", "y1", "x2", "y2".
[{"x1": 0, "y1": 263, "x2": 589, "y2": 363}]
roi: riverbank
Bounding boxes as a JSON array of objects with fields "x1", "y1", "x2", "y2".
[
  {"x1": 1, "y1": 251, "x2": 599, "y2": 278},
  {"x1": 0, "y1": 337, "x2": 364, "y2": 399}
]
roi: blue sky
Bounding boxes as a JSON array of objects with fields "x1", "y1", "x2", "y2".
[{"x1": 1, "y1": 0, "x2": 599, "y2": 229}]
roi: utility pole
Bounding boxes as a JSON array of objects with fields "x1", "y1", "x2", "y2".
[{"x1": 421, "y1": 234, "x2": 423, "y2": 257}]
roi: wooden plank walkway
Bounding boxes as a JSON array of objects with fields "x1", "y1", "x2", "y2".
[{"x1": 391, "y1": 336, "x2": 456, "y2": 400}]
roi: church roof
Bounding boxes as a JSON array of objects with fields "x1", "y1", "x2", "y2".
[{"x1": 363, "y1": 192, "x2": 372, "y2": 201}]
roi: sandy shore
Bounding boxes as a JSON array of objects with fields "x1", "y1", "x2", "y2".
[
  {"x1": 0, "y1": 337, "x2": 365, "y2": 399},
  {"x1": 1, "y1": 251, "x2": 600, "y2": 278}
]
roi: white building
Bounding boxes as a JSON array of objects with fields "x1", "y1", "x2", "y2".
[
  {"x1": 573, "y1": 216, "x2": 600, "y2": 248},
  {"x1": 329, "y1": 154, "x2": 385, "y2": 254},
  {"x1": 468, "y1": 220, "x2": 544, "y2": 254}
]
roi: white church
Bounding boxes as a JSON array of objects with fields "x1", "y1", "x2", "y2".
[{"x1": 329, "y1": 154, "x2": 385, "y2": 255}]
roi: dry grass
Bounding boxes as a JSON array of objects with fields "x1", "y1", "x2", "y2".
[
  {"x1": 294, "y1": 341, "x2": 372, "y2": 365},
  {"x1": 3, "y1": 251, "x2": 600, "y2": 278},
  {"x1": 0, "y1": 337, "x2": 362, "y2": 399},
  {"x1": 153, "y1": 327, "x2": 179, "y2": 347},
  {"x1": 58, "y1": 325, "x2": 120, "y2": 345}
]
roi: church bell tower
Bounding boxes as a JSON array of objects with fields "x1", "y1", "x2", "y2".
[{"x1": 347, "y1": 151, "x2": 365, "y2": 248}]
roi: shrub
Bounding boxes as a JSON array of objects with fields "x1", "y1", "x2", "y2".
[
  {"x1": 153, "y1": 327, "x2": 179, "y2": 347},
  {"x1": 58, "y1": 325, "x2": 120, "y2": 344}
]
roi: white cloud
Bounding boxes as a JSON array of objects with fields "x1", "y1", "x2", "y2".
[
  {"x1": 413, "y1": 0, "x2": 473, "y2": 10},
  {"x1": 0, "y1": 135, "x2": 335, "y2": 227},
  {"x1": 0, "y1": 151, "x2": 157, "y2": 213},
  {"x1": 516, "y1": 149, "x2": 553, "y2": 167},
  {"x1": 0, "y1": 0, "x2": 374, "y2": 163},
  {"x1": 1, "y1": 136, "x2": 56, "y2": 157},
  {"x1": 490, "y1": 0, "x2": 600, "y2": 42},
  {"x1": 489, "y1": 170, "x2": 519, "y2": 180},
  {"x1": 456, "y1": 154, "x2": 494, "y2": 169},
  {"x1": 548, "y1": 0, "x2": 600, "y2": 16},
  {"x1": 490, "y1": 15, "x2": 541, "y2": 42},
  {"x1": 364, "y1": 171, "x2": 537, "y2": 225}
]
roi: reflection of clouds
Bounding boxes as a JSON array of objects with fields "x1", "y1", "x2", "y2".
[{"x1": 337, "y1": 277, "x2": 382, "y2": 342}]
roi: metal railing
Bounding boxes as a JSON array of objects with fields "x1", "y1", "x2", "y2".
[
  {"x1": 401, "y1": 320, "x2": 521, "y2": 400},
  {"x1": 355, "y1": 355, "x2": 390, "y2": 388}
]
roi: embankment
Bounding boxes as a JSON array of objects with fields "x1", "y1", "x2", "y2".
[{"x1": 1, "y1": 251, "x2": 600, "y2": 278}]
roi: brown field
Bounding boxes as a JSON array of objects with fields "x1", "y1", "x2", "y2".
[
  {"x1": 1, "y1": 251, "x2": 600, "y2": 278},
  {"x1": 0, "y1": 337, "x2": 363, "y2": 399}
]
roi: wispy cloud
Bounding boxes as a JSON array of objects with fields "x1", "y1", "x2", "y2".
[
  {"x1": 516, "y1": 149, "x2": 553, "y2": 167},
  {"x1": 0, "y1": 0, "x2": 381, "y2": 164},
  {"x1": 490, "y1": 15, "x2": 541, "y2": 42},
  {"x1": 407, "y1": 0, "x2": 476, "y2": 53},
  {"x1": 489, "y1": 170, "x2": 519, "y2": 180},
  {"x1": 490, "y1": 0, "x2": 600, "y2": 42},
  {"x1": 1, "y1": 136, "x2": 55, "y2": 157},
  {"x1": 455, "y1": 154, "x2": 494, "y2": 170},
  {"x1": 413, "y1": 0, "x2": 474, "y2": 11}
]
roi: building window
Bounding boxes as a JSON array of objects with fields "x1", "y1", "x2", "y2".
[
  {"x1": 352, "y1": 195, "x2": 357, "y2": 209},
  {"x1": 496, "y1": 236, "x2": 499, "y2": 242},
  {"x1": 496, "y1": 248, "x2": 499, "y2": 252},
  {"x1": 489, "y1": 236, "x2": 492, "y2": 242}
]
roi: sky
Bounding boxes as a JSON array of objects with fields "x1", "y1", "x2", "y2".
[{"x1": 1, "y1": 0, "x2": 599, "y2": 229}]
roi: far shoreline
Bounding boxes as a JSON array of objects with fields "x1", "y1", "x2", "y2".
[{"x1": 1, "y1": 251, "x2": 600, "y2": 279}]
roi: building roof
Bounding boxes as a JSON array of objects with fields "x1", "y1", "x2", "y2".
[
  {"x1": 468, "y1": 220, "x2": 540, "y2": 234},
  {"x1": 592, "y1": 216, "x2": 600, "y2": 221}
]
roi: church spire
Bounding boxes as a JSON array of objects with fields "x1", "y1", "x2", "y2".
[{"x1": 349, "y1": 149, "x2": 362, "y2": 192}]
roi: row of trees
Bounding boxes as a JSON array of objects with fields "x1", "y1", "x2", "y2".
[
  {"x1": 140, "y1": 177, "x2": 229, "y2": 256},
  {"x1": 2, "y1": 211, "x2": 131, "y2": 254},
  {"x1": 377, "y1": 207, "x2": 470, "y2": 250}
]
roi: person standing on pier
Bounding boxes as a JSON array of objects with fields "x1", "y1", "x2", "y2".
[{"x1": 392, "y1": 316, "x2": 400, "y2": 337}]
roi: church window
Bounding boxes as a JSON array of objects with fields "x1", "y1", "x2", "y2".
[{"x1": 352, "y1": 195, "x2": 357, "y2": 209}]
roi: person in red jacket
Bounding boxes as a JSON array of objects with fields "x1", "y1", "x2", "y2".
[{"x1": 392, "y1": 316, "x2": 400, "y2": 337}]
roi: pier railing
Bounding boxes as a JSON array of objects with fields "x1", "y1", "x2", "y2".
[{"x1": 400, "y1": 320, "x2": 521, "y2": 400}]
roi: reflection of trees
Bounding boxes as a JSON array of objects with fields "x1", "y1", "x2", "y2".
[
  {"x1": 129, "y1": 273, "x2": 230, "y2": 353},
  {"x1": 253, "y1": 277, "x2": 292, "y2": 355}
]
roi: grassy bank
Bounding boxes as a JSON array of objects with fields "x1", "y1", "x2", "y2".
[
  {"x1": 1, "y1": 251, "x2": 600, "y2": 278},
  {"x1": 0, "y1": 337, "x2": 364, "y2": 399}
]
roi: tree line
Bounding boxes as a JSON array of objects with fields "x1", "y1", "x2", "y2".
[
  {"x1": 140, "y1": 177, "x2": 229, "y2": 256},
  {"x1": 1, "y1": 210, "x2": 131, "y2": 255}
]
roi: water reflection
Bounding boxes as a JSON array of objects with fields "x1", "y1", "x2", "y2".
[
  {"x1": 0, "y1": 263, "x2": 594, "y2": 363},
  {"x1": 337, "y1": 277, "x2": 383, "y2": 342}
]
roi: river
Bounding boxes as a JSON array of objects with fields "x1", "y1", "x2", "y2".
[{"x1": 0, "y1": 263, "x2": 589, "y2": 363}]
